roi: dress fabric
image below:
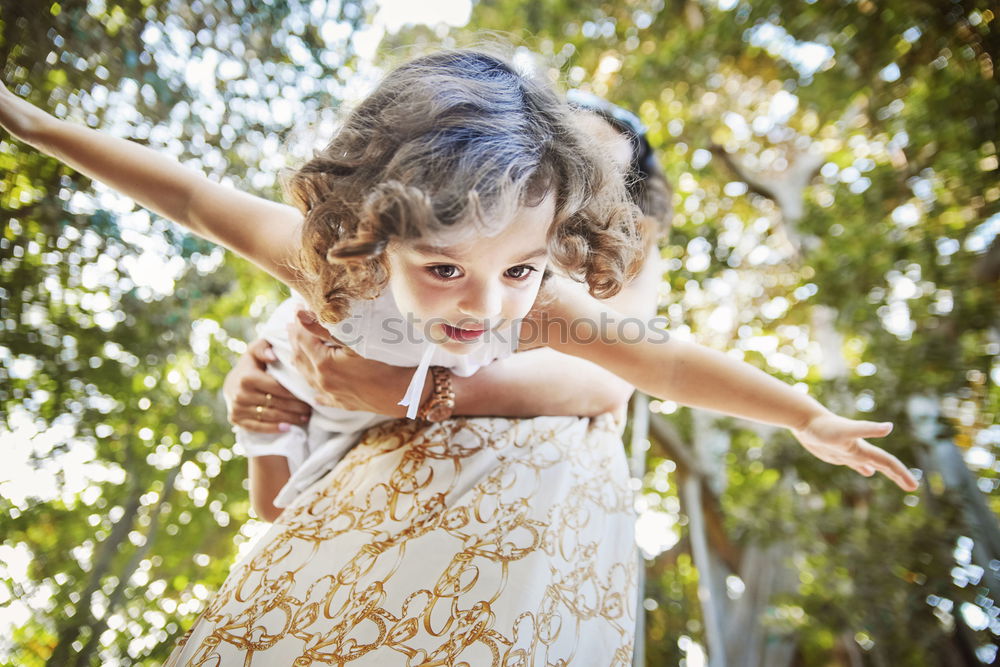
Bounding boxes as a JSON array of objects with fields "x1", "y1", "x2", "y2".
[
  {"x1": 236, "y1": 292, "x2": 524, "y2": 508},
  {"x1": 165, "y1": 412, "x2": 638, "y2": 666}
]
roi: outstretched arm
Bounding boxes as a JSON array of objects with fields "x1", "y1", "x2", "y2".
[
  {"x1": 0, "y1": 81, "x2": 302, "y2": 285},
  {"x1": 529, "y1": 276, "x2": 920, "y2": 492},
  {"x1": 277, "y1": 238, "x2": 665, "y2": 420}
]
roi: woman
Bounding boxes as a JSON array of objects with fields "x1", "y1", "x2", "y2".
[{"x1": 202, "y1": 95, "x2": 672, "y2": 666}]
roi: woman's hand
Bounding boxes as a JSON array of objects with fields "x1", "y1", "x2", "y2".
[
  {"x1": 287, "y1": 309, "x2": 417, "y2": 417},
  {"x1": 0, "y1": 80, "x2": 50, "y2": 143},
  {"x1": 791, "y1": 412, "x2": 919, "y2": 492},
  {"x1": 224, "y1": 339, "x2": 311, "y2": 432}
]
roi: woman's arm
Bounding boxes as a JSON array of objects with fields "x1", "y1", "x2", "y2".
[
  {"x1": 234, "y1": 335, "x2": 634, "y2": 515},
  {"x1": 283, "y1": 236, "x2": 663, "y2": 420},
  {"x1": 531, "y1": 277, "x2": 920, "y2": 492},
  {"x1": 282, "y1": 310, "x2": 633, "y2": 418},
  {"x1": 0, "y1": 82, "x2": 302, "y2": 284},
  {"x1": 453, "y1": 347, "x2": 633, "y2": 417}
]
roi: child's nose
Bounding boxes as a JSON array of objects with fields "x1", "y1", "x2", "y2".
[{"x1": 457, "y1": 283, "x2": 502, "y2": 321}]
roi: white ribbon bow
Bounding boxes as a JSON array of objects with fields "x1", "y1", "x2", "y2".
[{"x1": 397, "y1": 342, "x2": 438, "y2": 419}]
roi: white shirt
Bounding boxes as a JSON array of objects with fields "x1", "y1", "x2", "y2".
[{"x1": 236, "y1": 290, "x2": 522, "y2": 507}]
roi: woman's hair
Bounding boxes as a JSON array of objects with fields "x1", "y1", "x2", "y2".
[
  {"x1": 565, "y1": 89, "x2": 673, "y2": 241},
  {"x1": 631, "y1": 142, "x2": 673, "y2": 240},
  {"x1": 285, "y1": 48, "x2": 647, "y2": 324}
]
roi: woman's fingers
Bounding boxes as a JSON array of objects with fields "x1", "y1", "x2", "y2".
[
  {"x1": 234, "y1": 404, "x2": 305, "y2": 428},
  {"x1": 264, "y1": 393, "x2": 311, "y2": 418},
  {"x1": 233, "y1": 373, "x2": 310, "y2": 424},
  {"x1": 246, "y1": 372, "x2": 301, "y2": 404},
  {"x1": 287, "y1": 321, "x2": 327, "y2": 371},
  {"x1": 295, "y1": 308, "x2": 337, "y2": 342},
  {"x1": 247, "y1": 338, "x2": 278, "y2": 364},
  {"x1": 292, "y1": 309, "x2": 359, "y2": 357},
  {"x1": 235, "y1": 390, "x2": 310, "y2": 421},
  {"x1": 233, "y1": 417, "x2": 293, "y2": 433}
]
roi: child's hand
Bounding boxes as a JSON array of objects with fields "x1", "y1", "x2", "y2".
[
  {"x1": 791, "y1": 412, "x2": 920, "y2": 492},
  {"x1": 0, "y1": 80, "x2": 48, "y2": 142}
]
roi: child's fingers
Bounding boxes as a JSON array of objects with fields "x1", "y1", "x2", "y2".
[
  {"x1": 847, "y1": 419, "x2": 893, "y2": 439},
  {"x1": 856, "y1": 439, "x2": 919, "y2": 491},
  {"x1": 848, "y1": 463, "x2": 875, "y2": 477}
]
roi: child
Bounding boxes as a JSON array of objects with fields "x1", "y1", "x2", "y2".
[
  {"x1": 0, "y1": 48, "x2": 919, "y2": 664},
  {"x1": 225, "y1": 92, "x2": 673, "y2": 521},
  {"x1": 0, "y1": 52, "x2": 917, "y2": 492}
]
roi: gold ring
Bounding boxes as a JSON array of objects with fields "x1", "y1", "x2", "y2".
[
  {"x1": 255, "y1": 405, "x2": 263, "y2": 415},
  {"x1": 264, "y1": 393, "x2": 273, "y2": 406}
]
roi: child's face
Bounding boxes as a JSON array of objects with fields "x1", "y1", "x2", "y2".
[{"x1": 386, "y1": 193, "x2": 555, "y2": 355}]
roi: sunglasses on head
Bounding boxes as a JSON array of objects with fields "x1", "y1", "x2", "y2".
[{"x1": 566, "y1": 89, "x2": 658, "y2": 183}]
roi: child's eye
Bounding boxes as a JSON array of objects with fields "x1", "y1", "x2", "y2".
[
  {"x1": 428, "y1": 265, "x2": 462, "y2": 280},
  {"x1": 505, "y1": 265, "x2": 537, "y2": 280}
]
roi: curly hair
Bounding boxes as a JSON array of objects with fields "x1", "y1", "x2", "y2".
[{"x1": 285, "y1": 48, "x2": 647, "y2": 324}]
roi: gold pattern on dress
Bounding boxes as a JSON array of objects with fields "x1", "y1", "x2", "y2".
[{"x1": 165, "y1": 413, "x2": 636, "y2": 666}]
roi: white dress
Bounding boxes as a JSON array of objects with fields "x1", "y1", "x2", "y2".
[
  {"x1": 164, "y1": 291, "x2": 638, "y2": 666},
  {"x1": 236, "y1": 290, "x2": 522, "y2": 507}
]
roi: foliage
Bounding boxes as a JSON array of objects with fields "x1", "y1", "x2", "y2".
[
  {"x1": 444, "y1": 0, "x2": 999, "y2": 663},
  {"x1": 1, "y1": 0, "x2": 997, "y2": 665},
  {"x1": 0, "y1": 0, "x2": 370, "y2": 664}
]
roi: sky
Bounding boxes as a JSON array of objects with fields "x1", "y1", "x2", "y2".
[{"x1": 374, "y1": 0, "x2": 471, "y2": 34}]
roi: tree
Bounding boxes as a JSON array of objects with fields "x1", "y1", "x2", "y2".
[
  {"x1": 3, "y1": 1, "x2": 997, "y2": 665},
  {"x1": 441, "y1": 0, "x2": 999, "y2": 663},
  {"x1": 1, "y1": 1, "x2": 370, "y2": 663}
]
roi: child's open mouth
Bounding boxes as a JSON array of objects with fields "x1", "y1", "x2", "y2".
[{"x1": 442, "y1": 324, "x2": 485, "y2": 342}]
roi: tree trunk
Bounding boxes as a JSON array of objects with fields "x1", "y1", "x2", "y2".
[
  {"x1": 46, "y1": 467, "x2": 144, "y2": 666},
  {"x1": 907, "y1": 395, "x2": 1000, "y2": 604},
  {"x1": 71, "y1": 464, "x2": 184, "y2": 667},
  {"x1": 681, "y1": 469, "x2": 728, "y2": 667},
  {"x1": 630, "y1": 392, "x2": 649, "y2": 667}
]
